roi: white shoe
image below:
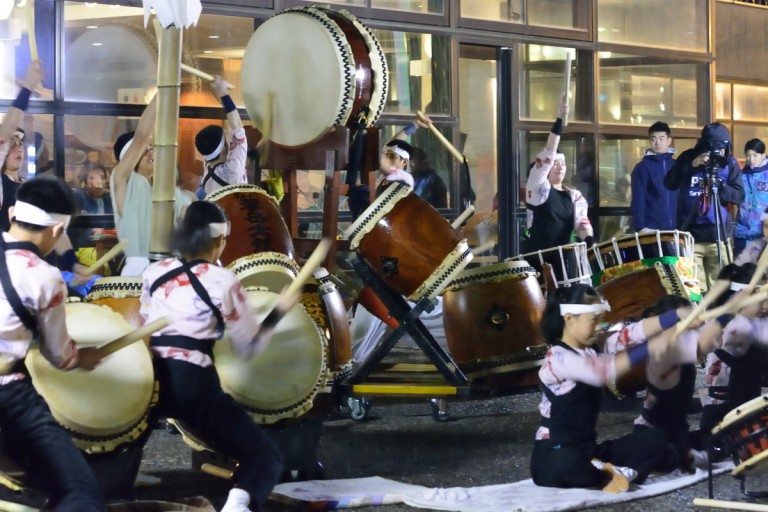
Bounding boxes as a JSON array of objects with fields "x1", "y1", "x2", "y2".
[
  {"x1": 689, "y1": 449, "x2": 709, "y2": 469},
  {"x1": 220, "y1": 488, "x2": 252, "y2": 512},
  {"x1": 591, "y1": 459, "x2": 637, "y2": 493}
]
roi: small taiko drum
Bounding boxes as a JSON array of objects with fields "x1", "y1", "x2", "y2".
[
  {"x1": 213, "y1": 288, "x2": 328, "y2": 424},
  {"x1": 26, "y1": 303, "x2": 156, "y2": 454},
  {"x1": 713, "y1": 394, "x2": 768, "y2": 476},
  {"x1": 513, "y1": 242, "x2": 592, "y2": 287},
  {"x1": 442, "y1": 261, "x2": 547, "y2": 391},
  {"x1": 589, "y1": 230, "x2": 695, "y2": 275},
  {"x1": 206, "y1": 184, "x2": 294, "y2": 265},
  {"x1": 300, "y1": 268, "x2": 352, "y2": 382},
  {"x1": 85, "y1": 276, "x2": 144, "y2": 329},
  {"x1": 228, "y1": 252, "x2": 300, "y2": 293},
  {"x1": 344, "y1": 183, "x2": 473, "y2": 300},
  {"x1": 242, "y1": 6, "x2": 387, "y2": 148}
]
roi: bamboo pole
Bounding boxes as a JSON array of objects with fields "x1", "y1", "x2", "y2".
[
  {"x1": 149, "y1": 18, "x2": 181, "y2": 261},
  {"x1": 563, "y1": 52, "x2": 572, "y2": 126}
]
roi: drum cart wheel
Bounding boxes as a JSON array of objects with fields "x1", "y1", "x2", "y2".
[
  {"x1": 429, "y1": 398, "x2": 450, "y2": 422},
  {"x1": 348, "y1": 396, "x2": 372, "y2": 421}
]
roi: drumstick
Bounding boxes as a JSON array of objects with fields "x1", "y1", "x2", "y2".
[
  {"x1": 259, "y1": 91, "x2": 273, "y2": 167},
  {"x1": 26, "y1": 0, "x2": 38, "y2": 62},
  {"x1": 671, "y1": 278, "x2": 731, "y2": 339},
  {"x1": 745, "y1": 244, "x2": 768, "y2": 294},
  {"x1": 471, "y1": 239, "x2": 496, "y2": 257},
  {"x1": 699, "y1": 289, "x2": 768, "y2": 322},
  {"x1": 416, "y1": 111, "x2": 464, "y2": 163},
  {"x1": 563, "y1": 52, "x2": 572, "y2": 126},
  {"x1": 95, "y1": 316, "x2": 170, "y2": 358},
  {"x1": 83, "y1": 240, "x2": 128, "y2": 276},
  {"x1": 180, "y1": 63, "x2": 235, "y2": 90},
  {"x1": 450, "y1": 204, "x2": 475, "y2": 230},
  {"x1": 282, "y1": 238, "x2": 332, "y2": 302},
  {"x1": 693, "y1": 498, "x2": 768, "y2": 511}
]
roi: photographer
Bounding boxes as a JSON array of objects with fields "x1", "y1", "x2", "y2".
[{"x1": 663, "y1": 123, "x2": 744, "y2": 292}]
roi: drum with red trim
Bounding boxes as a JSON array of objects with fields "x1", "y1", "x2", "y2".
[
  {"x1": 242, "y1": 6, "x2": 387, "y2": 148},
  {"x1": 713, "y1": 394, "x2": 768, "y2": 477}
]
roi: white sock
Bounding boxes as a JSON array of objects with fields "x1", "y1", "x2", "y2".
[{"x1": 220, "y1": 488, "x2": 251, "y2": 512}]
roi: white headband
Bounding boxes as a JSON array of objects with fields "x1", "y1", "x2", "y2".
[
  {"x1": 560, "y1": 302, "x2": 611, "y2": 316},
  {"x1": 554, "y1": 153, "x2": 566, "y2": 163},
  {"x1": 13, "y1": 201, "x2": 71, "y2": 229},
  {"x1": 209, "y1": 222, "x2": 230, "y2": 238},
  {"x1": 13, "y1": 129, "x2": 24, "y2": 142},
  {"x1": 118, "y1": 137, "x2": 134, "y2": 162},
  {"x1": 203, "y1": 137, "x2": 226, "y2": 161},
  {"x1": 730, "y1": 282, "x2": 760, "y2": 292},
  {"x1": 385, "y1": 144, "x2": 410, "y2": 160}
]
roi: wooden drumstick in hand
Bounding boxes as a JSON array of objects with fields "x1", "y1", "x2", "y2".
[
  {"x1": 416, "y1": 111, "x2": 464, "y2": 163},
  {"x1": 744, "y1": 244, "x2": 768, "y2": 294},
  {"x1": 700, "y1": 288, "x2": 768, "y2": 322},
  {"x1": 670, "y1": 279, "x2": 731, "y2": 340},
  {"x1": 95, "y1": 316, "x2": 170, "y2": 358},
  {"x1": 563, "y1": 52, "x2": 572, "y2": 126},
  {"x1": 26, "y1": 0, "x2": 38, "y2": 63},
  {"x1": 259, "y1": 91, "x2": 273, "y2": 167},
  {"x1": 83, "y1": 240, "x2": 128, "y2": 276}
]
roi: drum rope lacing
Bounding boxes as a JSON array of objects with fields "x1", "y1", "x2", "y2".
[
  {"x1": 447, "y1": 265, "x2": 537, "y2": 289},
  {"x1": 418, "y1": 245, "x2": 473, "y2": 300},
  {"x1": 345, "y1": 183, "x2": 406, "y2": 245},
  {"x1": 231, "y1": 257, "x2": 300, "y2": 276}
]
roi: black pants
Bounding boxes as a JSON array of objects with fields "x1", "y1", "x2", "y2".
[
  {"x1": 530, "y1": 427, "x2": 668, "y2": 489},
  {"x1": 0, "y1": 380, "x2": 105, "y2": 511},
  {"x1": 153, "y1": 358, "x2": 284, "y2": 512}
]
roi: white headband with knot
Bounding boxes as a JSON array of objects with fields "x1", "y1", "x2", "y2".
[
  {"x1": 560, "y1": 302, "x2": 611, "y2": 316},
  {"x1": 13, "y1": 129, "x2": 24, "y2": 142},
  {"x1": 118, "y1": 137, "x2": 134, "y2": 162},
  {"x1": 386, "y1": 144, "x2": 410, "y2": 160},
  {"x1": 730, "y1": 282, "x2": 760, "y2": 292},
  {"x1": 203, "y1": 136, "x2": 225, "y2": 161},
  {"x1": 209, "y1": 222, "x2": 230, "y2": 238},
  {"x1": 554, "y1": 153, "x2": 566, "y2": 163},
  {"x1": 14, "y1": 201, "x2": 71, "y2": 229}
]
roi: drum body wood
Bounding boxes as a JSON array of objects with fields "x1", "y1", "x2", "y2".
[
  {"x1": 206, "y1": 185, "x2": 294, "y2": 265},
  {"x1": 589, "y1": 230, "x2": 694, "y2": 275},
  {"x1": 85, "y1": 276, "x2": 144, "y2": 329},
  {"x1": 713, "y1": 394, "x2": 768, "y2": 476},
  {"x1": 214, "y1": 288, "x2": 328, "y2": 424},
  {"x1": 597, "y1": 262, "x2": 692, "y2": 396},
  {"x1": 26, "y1": 303, "x2": 156, "y2": 454},
  {"x1": 242, "y1": 6, "x2": 387, "y2": 148},
  {"x1": 442, "y1": 261, "x2": 547, "y2": 391},
  {"x1": 513, "y1": 242, "x2": 592, "y2": 287},
  {"x1": 228, "y1": 252, "x2": 300, "y2": 293},
  {"x1": 344, "y1": 183, "x2": 472, "y2": 300}
]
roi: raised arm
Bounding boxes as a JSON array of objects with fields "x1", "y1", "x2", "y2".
[
  {"x1": 0, "y1": 62, "x2": 42, "y2": 144},
  {"x1": 112, "y1": 94, "x2": 158, "y2": 216}
]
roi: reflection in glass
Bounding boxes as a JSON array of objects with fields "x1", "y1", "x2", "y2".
[
  {"x1": 461, "y1": 0, "x2": 586, "y2": 30},
  {"x1": 733, "y1": 84, "x2": 768, "y2": 122},
  {"x1": 597, "y1": 0, "x2": 707, "y2": 51},
  {"x1": 521, "y1": 45, "x2": 582, "y2": 122},
  {"x1": 372, "y1": 0, "x2": 444, "y2": 13},
  {"x1": 598, "y1": 52, "x2": 699, "y2": 127},
  {"x1": 462, "y1": 0, "x2": 525, "y2": 23},
  {"x1": 64, "y1": 3, "x2": 251, "y2": 107},
  {"x1": 599, "y1": 215, "x2": 632, "y2": 241},
  {"x1": 370, "y1": 30, "x2": 450, "y2": 115},
  {"x1": 716, "y1": 83, "x2": 732, "y2": 121}
]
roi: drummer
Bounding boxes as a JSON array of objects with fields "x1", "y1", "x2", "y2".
[
  {"x1": 0, "y1": 177, "x2": 105, "y2": 511},
  {"x1": 141, "y1": 200, "x2": 292, "y2": 512},
  {"x1": 376, "y1": 139, "x2": 415, "y2": 195},
  {"x1": 194, "y1": 76, "x2": 248, "y2": 198},
  {"x1": 524, "y1": 102, "x2": 593, "y2": 253},
  {"x1": 111, "y1": 95, "x2": 195, "y2": 276}
]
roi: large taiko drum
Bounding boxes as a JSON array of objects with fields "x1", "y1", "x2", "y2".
[
  {"x1": 26, "y1": 303, "x2": 156, "y2": 454},
  {"x1": 213, "y1": 288, "x2": 328, "y2": 424},
  {"x1": 344, "y1": 183, "x2": 473, "y2": 301},
  {"x1": 442, "y1": 261, "x2": 547, "y2": 390},
  {"x1": 589, "y1": 230, "x2": 694, "y2": 275},
  {"x1": 242, "y1": 6, "x2": 387, "y2": 148},
  {"x1": 85, "y1": 276, "x2": 144, "y2": 330},
  {"x1": 713, "y1": 394, "x2": 768, "y2": 477},
  {"x1": 228, "y1": 252, "x2": 300, "y2": 293},
  {"x1": 206, "y1": 184, "x2": 294, "y2": 265},
  {"x1": 512, "y1": 242, "x2": 592, "y2": 288}
]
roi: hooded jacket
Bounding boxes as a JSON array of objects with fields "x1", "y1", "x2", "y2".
[
  {"x1": 663, "y1": 123, "x2": 745, "y2": 243},
  {"x1": 734, "y1": 157, "x2": 768, "y2": 240}
]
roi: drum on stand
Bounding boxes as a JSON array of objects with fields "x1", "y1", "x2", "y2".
[
  {"x1": 589, "y1": 230, "x2": 695, "y2": 280},
  {"x1": 26, "y1": 302, "x2": 156, "y2": 454},
  {"x1": 85, "y1": 276, "x2": 144, "y2": 330},
  {"x1": 344, "y1": 183, "x2": 473, "y2": 301},
  {"x1": 713, "y1": 394, "x2": 768, "y2": 477},
  {"x1": 512, "y1": 242, "x2": 592, "y2": 288},
  {"x1": 213, "y1": 288, "x2": 328, "y2": 425},
  {"x1": 206, "y1": 185, "x2": 294, "y2": 266},
  {"x1": 228, "y1": 252, "x2": 300, "y2": 293},
  {"x1": 442, "y1": 261, "x2": 547, "y2": 392},
  {"x1": 241, "y1": 6, "x2": 387, "y2": 148}
]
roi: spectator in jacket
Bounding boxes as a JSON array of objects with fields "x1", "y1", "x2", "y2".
[
  {"x1": 631, "y1": 121, "x2": 677, "y2": 232},
  {"x1": 734, "y1": 138, "x2": 768, "y2": 256}
]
